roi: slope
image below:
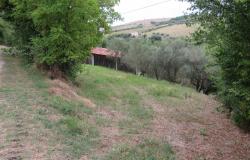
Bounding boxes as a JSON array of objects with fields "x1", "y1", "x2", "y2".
[
  {"x1": 111, "y1": 16, "x2": 196, "y2": 38},
  {"x1": 0, "y1": 52, "x2": 249, "y2": 160}
]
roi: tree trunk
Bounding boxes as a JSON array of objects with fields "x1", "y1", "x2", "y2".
[{"x1": 154, "y1": 68, "x2": 159, "y2": 80}]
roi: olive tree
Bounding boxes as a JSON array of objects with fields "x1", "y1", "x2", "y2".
[{"x1": 122, "y1": 39, "x2": 150, "y2": 75}]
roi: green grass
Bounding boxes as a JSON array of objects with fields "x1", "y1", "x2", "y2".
[
  {"x1": 0, "y1": 56, "x2": 206, "y2": 159},
  {"x1": 103, "y1": 139, "x2": 175, "y2": 160},
  {"x1": 57, "y1": 116, "x2": 99, "y2": 157},
  {"x1": 48, "y1": 96, "x2": 93, "y2": 116},
  {"x1": 77, "y1": 65, "x2": 193, "y2": 107},
  {"x1": 0, "y1": 56, "x2": 99, "y2": 159},
  {"x1": 26, "y1": 72, "x2": 99, "y2": 158},
  {"x1": 77, "y1": 65, "x2": 198, "y2": 136}
]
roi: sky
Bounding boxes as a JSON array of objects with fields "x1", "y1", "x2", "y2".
[{"x1": 113, "y1": 0, "x2": 191, "y2": 26}]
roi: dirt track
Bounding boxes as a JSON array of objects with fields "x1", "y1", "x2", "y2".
[
  {"x1": 0, "y1": 54, "x2": 68, "y2": 160},
  {"x1": 148, "y1": 95, "x2": 250, "y2": 160},
  {"x1": 0, "y1": 52, "x2": 28, "y2": 160}
]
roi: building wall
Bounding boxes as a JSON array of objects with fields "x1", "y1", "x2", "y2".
[
  {"x1": 86, "y1": 54, "x2": 134, "y2": 73},
  {"x1": 93, "y1": 54, "x2": 117, "y2": 69}
]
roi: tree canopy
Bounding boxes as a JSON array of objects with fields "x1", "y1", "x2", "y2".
[
  {"x1": 0, "y1": 0, "x2": 120, "y2": 78},
  {"x1": 186, "y1": 0, "x2": 250, "y2": 127},
  {"x1": 0, "y1": 17, "x2": 13, "y2": 44}
]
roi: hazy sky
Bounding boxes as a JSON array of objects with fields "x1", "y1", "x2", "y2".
[{"x1": 114, "y1": 0, "x2": 191, "y2": 25}]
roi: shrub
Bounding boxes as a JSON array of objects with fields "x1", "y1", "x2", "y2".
[{"x1": 187, "y1": 0, "x2": 250, "y2": 127}]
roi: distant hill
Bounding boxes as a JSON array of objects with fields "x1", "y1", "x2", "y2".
[
  {"x1": 110, "y1": 16, "x2": 197, "y2": 38},
  {"x1": 112, "y1": 18, "x2": 170, "y2": 32},
  {"x1": 146, "y1": 24, "x2": 197, "y2": 38}
]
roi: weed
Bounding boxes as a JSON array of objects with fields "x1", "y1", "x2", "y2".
[
  {"x1": 104, "y1": 139, "x2": 175, "y2": 160},
  {"x1": 60, "y1": 116, "x2": 84, "y2": 135},
  {"x1": 149, "y1": 86, "x2": 182, "y2": 99},
  {"x1": 58, "y1": 116, "x2": 99, "y2": 158},
  {"x1": 95, "y1": 116, "x2": 112, "y2": 127},
  {"x1": 199, "y1": 128, "x2": 208, "y2": 136}
]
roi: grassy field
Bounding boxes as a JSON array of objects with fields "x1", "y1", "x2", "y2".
[
  {"x1": 111, "y1": 16, "x2": 197, "y2": 38},
  {"x1": 0, "y1": 56, "x2": 180, "y2": 159},
  {"x1": 145, "y1": 24, "x2": 197, "y2": 37},
  {"x1": 1, "y1": 54, "x2": 249, "y2": 160},
  {"x1": 110, "y1": 24, "x2": 196, "y2": 38}
]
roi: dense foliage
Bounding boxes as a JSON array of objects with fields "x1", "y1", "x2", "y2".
[
  {"x1": 0, "y1": 0, "x2": 120, "y2": 78},
  {"x1": 107, "y1": 37, "x2": 212, "y2": 93},
  {"x1": 187, "y1": 0, "x2": 250, "y2": 126},
  {"x1": 0, "y1": 17, "x2": 13, "y2": 44}
]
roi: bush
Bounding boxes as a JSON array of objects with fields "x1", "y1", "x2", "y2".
[
  {"x1": 0, "y1": 18, "x2": 13, "y2": 45},
  {"x1": 217, "y1": 80, "x2": 250, "y2": 128},
  {"x1": 187, "y1": 0, "x2": 250, "y2": 127}
]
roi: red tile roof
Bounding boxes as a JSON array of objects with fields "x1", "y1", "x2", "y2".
[{"x1": 91, "y1": 48, "x2": 121, "y2": 58}]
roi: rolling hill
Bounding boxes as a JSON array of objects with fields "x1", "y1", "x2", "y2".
[{"x1": 111, "y1": 16, "x2": 197, "y2": 38}]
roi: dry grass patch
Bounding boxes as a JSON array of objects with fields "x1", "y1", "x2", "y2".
[
  {"x1": 49, "y1": 79, "x2": 96, "y2": 108},
  {"x1": 146, "y1": 24, "x2": 197, "y2": 37}
]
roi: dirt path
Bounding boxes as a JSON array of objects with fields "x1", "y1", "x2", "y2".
[
  {"x1": 0, "y1": 50, "x2": 25, "y2": 160},
  {"x1": 148, "y1": 95, "x2": 250, "y2": 160},
  {"x1": 0, "y1": 53, "x2": 36, "y2": 160},
  {"x1": 0, "y1": 54, "x2": 68, "y2": 160}
]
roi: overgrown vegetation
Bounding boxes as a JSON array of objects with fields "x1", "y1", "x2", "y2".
[
  {"x1": 187, "y1": 0, "x2": 250, "y2": 127},
  {"x1": 0, "y1": 0, "x2": 120, "y2": 78}
]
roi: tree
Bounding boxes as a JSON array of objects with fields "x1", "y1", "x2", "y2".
[
  {"x1": 156, "y1": 39, "x2": 189, "y2": 82},
  {"x1": 0, "y1": 17, "x2": 13, "y2": 44},
  {"x1": 107, "y1": 38, "x2": 129, "y2": 54},
  {"x1": 146, "y1": 45, "x2": 161, "y2": 80},
  {"x1": 106, "y1": 37, "x2": 209, "y2": 85},
  {"x1": 183, "y1": 46, "x2": 207, "y2": 89},
  {"x1": 186, "y1": 0, "x2": 250, "y2": 127},
  {"x1": 122, "y1": 39, "x2": 149, "y2": 75},
  {"x1": 1, "y1": 0, "x2": 120, "y2": 78}
]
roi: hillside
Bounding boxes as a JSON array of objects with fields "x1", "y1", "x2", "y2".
[
  {"x1": 112, "y1": 18, "x2": 170, "y2": 32},
  {"x1": 0, "y1": 52, "x2": 250, "y2": 160},
  {"x1": 146, "y1": 24, "x2": 197, "y2": 37},
  {"x1": 111, "y1": 16, "x2": 196, "y2": 37}
]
